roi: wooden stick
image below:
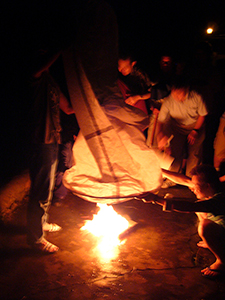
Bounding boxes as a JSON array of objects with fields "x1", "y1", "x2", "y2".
[{"x1": 150, "y1": 113, "x2": 159, "y2": 147}]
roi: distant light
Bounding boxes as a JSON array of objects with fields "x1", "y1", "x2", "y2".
[{"x1": 206, "y1": 27, "x2": 213, "y2": 34}]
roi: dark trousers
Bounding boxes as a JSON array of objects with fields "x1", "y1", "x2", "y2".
[
  {"x1": 27, "y1": 144, "x2": 58, "y2": 245},
  {"x1": 54, "y1": 141, "x2": 73, "y2": 199},
  {"x1": 169, "y1": 127, "x2": 205, "y2": 177}
]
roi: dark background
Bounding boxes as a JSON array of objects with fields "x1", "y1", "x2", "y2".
[{"x1": 1, "y1": 0, "x2": 225, "y2": 184}]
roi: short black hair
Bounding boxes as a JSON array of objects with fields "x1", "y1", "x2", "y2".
[
  {"x1": 194, "y1": 41, "x2": 213, "y2": 61},
  {"x1": 118, "y1": 51, "x2": 136, "y2": 63},
  {"x1": 171, "y1": 75, "x2": 190, "y2": 90},
  {"x1": 190, "y1": 164, "x2": 222, "y2": 192}
]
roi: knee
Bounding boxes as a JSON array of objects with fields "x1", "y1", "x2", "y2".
[{"x1": 198, "y1": 219, "x2": 213, "y2": 238}]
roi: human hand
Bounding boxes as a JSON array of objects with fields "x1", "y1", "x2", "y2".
[
  {"x1": 125, "y1": 96, "x2": 139, "y2": 106},
  {"x1": 164, "y1": 146, "x2": 171, "y2": 156},
  {"x1": 135, "y1": 192, "x2": 160, "y2": 203},
  {"x1": 187, "y1": 130, "x2": 198, "y2": 145},
  {"x1": 152, "y1": 108, "x2": 159, "y2": 116},
  {"x1": 158, "y1": 135, "x2": 169, "y2": 150}
]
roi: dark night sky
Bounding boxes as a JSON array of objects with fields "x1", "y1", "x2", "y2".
[
  {"x1": 2, "y1": 0, "x2": 225, "y2": 98},
  {"x1": 2, "y1": 0, "x2": 225, "y2": 75},
  {"x1": 1, "y1": 0, "x2": 225, "y2": 182},
  {"x1": 111, "y1": 0, "x2": 225, "y2": 66}
]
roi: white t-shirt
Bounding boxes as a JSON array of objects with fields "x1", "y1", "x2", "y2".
[{"x1": 158, "y1": 91, "x2": 208, "y2": 127}]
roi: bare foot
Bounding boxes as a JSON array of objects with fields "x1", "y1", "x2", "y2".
[
  {"x1": 201, "y1": 262, "x2": 225, "y2": 278},
  {"x1": 197, "y1": 240, "x2": 208, "y2": 248}
]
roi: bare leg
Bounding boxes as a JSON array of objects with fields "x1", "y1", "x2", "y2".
[{"x1": 198, "y1": 219, "x2": 225, "y2": 277}]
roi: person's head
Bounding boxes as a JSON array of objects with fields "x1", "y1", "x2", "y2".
[
  {"x1": 190, "y1": 164, "x2": 222, "y2": 199},
  {"x1": 118, "y1": 53, "x2": 137, "y2": 76},
  {"x1": 159, "y1": 55, "x2": 173, "y2": 73},
  {"x1": 194, "y1": 41, "x2": 213, "y2": 66},
  {"x1": 170, "y1": 76, "x2": 190, "y2": 102}
]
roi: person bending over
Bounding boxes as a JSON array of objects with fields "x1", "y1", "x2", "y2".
[
  {"x1": 139, "y1": 164, "x2": 225, "y2": 278},
  {"x1": 156, "y1": 76, "x2": 208, "y2": 177}
]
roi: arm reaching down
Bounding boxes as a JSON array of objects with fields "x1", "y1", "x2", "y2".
[{"x1": 161, "y1": 169, "x2": 193, "y2": 188}]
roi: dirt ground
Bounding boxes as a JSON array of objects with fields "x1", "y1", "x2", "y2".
[{"x1": 1, "y1": 184, "x2": 225, "y2": 300}]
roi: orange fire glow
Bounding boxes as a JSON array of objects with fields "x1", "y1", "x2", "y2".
[{"x1": 81, "y1": 203, "x2": 129, "y2": 260}]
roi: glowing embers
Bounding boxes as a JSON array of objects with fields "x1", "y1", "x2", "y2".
[{"x1": 81, "y1": 203, "x2": 129, "y2": 261}]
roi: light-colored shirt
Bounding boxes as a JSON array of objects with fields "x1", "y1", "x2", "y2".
[{"x1": 158, "y1": 91, "x2": 208, "y2": 127}]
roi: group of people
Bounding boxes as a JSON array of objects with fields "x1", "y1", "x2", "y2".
[
  {"x1": 26, "y1": 0, "x2": 225, "y2": 280},
  {"x1": 116, "y1": 46, "x2": 225, "y2": 183},
  {"x1": 115, "y1": 46, "x2": 225, "y2": 279}
]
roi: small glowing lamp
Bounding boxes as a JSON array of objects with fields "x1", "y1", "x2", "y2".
[{"x1": 206, "y1": 27, "x2": 213, "y2": 34}]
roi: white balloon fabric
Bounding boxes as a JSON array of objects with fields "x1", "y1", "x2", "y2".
[{"x1": 62, "y1": 47, "x2": 163, "y2": 204}]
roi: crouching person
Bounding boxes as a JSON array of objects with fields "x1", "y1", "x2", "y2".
[{"x1": 139, "y1": 164, "x2": 225, "y2": 278}]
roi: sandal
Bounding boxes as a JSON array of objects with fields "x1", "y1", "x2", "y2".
[
  {"x1": 43, "y1": 223, "x2": 62, "y2": 232},
  {"x1": 32, "y1": 238, "x2": 59, "y2": 253}
]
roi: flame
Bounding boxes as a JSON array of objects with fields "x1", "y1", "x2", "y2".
[{"x1": 81, "y1": 203, "x2": 129, "y2": 260}]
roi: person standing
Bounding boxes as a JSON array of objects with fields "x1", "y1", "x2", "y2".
[{"x1": 27, "y1": 49, "x2": 74, "y2": 253}]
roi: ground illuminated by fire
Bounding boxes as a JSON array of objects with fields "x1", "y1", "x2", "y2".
[{"x1": 81, "y1": 203, "x2": 129, "y2": 260}]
